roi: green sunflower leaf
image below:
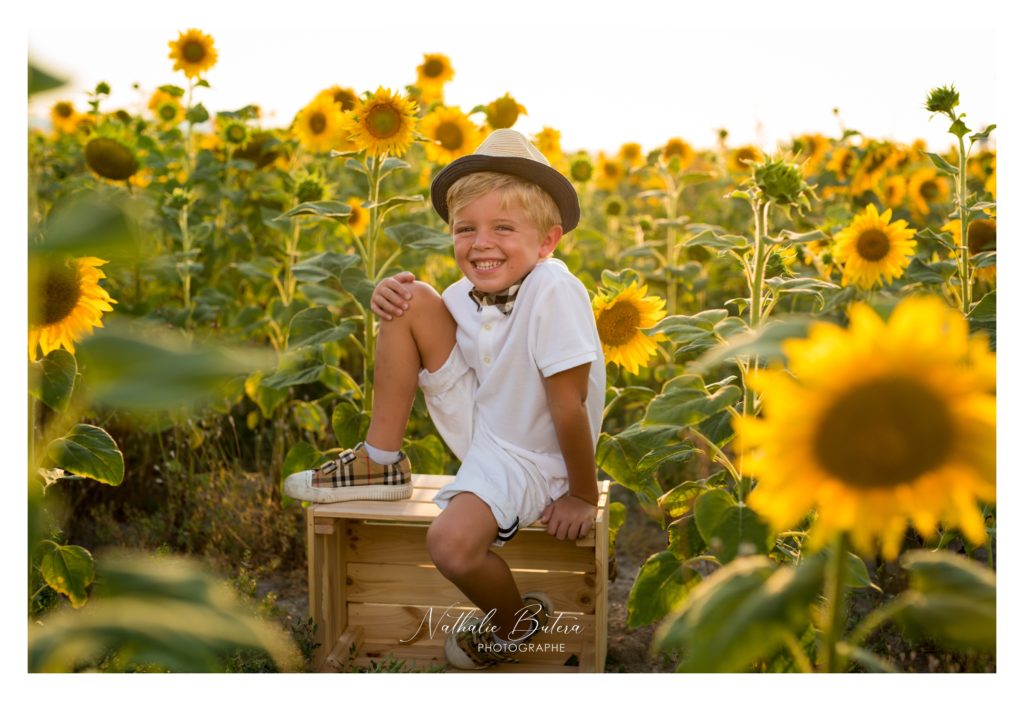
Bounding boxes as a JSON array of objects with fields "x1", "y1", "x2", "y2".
[
  {"x1": 38, "y1": 542, "x2": 95, "y2": 609},
  {"x1": 948, "y1": 119, "x2": 970, "y2": 140},
  {"x1": 186, "y1": 103, "x2": 209, "y2": 124},
  {"x1": 687, "y1": 317, "x2": 812, "y2": 375},
  {"x1": 384, "y1": 223, "x2": 452, "y2": 250},
  {"x1": 667, "y1": 513, "x2": 706, "y2": 560},
  {"x1": 693, "y1": 489, "x2": 774, "y2": 563},
  {"x1": 893, "y1": 550, "x2": 996, "y2": 650},
  {"x1": 332, "y1": 400, "x2": 371, "y2": 450},
  {"x1": 29, "y1": 62, "x2": 66, "y2": 96},
  {"x1": 401, "y1": 434, "x2": 448, "y2": 475},
  {"x1": 245, "y1": 371, "x2": 289, "y2": 418},
  {"x1": 46, "y1": 424, "x2": 124, "y2": 486},
  {"x1": 924, "y1": 151, "x2": 960, "y2": 175},
  {"x1": 287, "y1": 307, "x2": 356, "y2": 349},
  {"x1": 281, "y1": 441, "x2": 324, "y2": 507},
  {"x1": 31, "y1": 349, "x2": 77, "y2": 412},
  {"x1": 684, "y1": 228, "x2": 750, "y2": 252},
  {"x1": 654, "y1": 555, "x2": 826, "y2": 672},
  {"x1": 643, "y1": 374, "x2": 742, "y2": 428},
  {"x1": 969, "y1": 124, "x2": 996, "y2": 144},
  {"x1": 263, "y1": 347, "x2": 325, "y2": 389},
  {"x1": 276, "y1": 200, "x2": 352, "y2": 221},
  {"x1": 626, "y1": 550, "x2": 702, "y2": 627},
  {"x1": 293, "y1": 252, "x2": 362, "y2": 284}
]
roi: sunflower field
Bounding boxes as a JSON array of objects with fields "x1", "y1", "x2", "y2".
[{"x1": 27, "y1": 31, "x2": 996, "y2": 673}]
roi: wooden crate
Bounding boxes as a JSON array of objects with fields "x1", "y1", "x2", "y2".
[{"x1": 306, "y1": 473, "x2": 610, "y2": 673}]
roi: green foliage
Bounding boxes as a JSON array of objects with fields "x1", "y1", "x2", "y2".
[
  {"x1": 28, "y1": 551, "x2": 302, "y2": 672},
  {"x1": 627, "y1": 551, "x2": 702, "y2": 627},
  {"x1": 38, "y1": 541, "x2": 95, "y2": 608},
  {"x1": 46, "y1": 424, "x2": 125, "y2": 486}
]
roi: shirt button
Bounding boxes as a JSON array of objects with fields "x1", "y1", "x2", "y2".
[
  {"x1": 483, "y1": 323, "x2": 493, "y2": 331},
  {"x1": 483, "y1": 355, "x2": 492, "y2": 364}
]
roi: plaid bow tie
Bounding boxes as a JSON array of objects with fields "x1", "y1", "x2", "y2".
[{"x1": 468, "y1": 273, "x2": 530, "y2": 316}]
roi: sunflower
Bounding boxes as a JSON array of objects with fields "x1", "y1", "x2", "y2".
[
  {"x1": 29, "y1": 256, "x2": 117, "y2": 360},
  {"x1": 596, "y1": 152, "x2": 624, "y2": 191},
  {"x1": 293, "y1": 94, "x2": 346, "y2": 153},
  {"x1": 167, "y1": 28, "x2": 218, "y2": 79},
  {"x1": 569, "y1": 153, "x2": 594, "y2": 183},
  {"x1": 735, "y1": 296, "x2": 995, "y2": 560},
  {"x1": 826, "y1": 146, "x2": 857, "y2": 181},
  {"x1": 318, "y1": 85, "x2": 359, "y2": 112},
  {"x1": 661, "y1": 137, "x2": 695, "y2": 170},
  {"x1": 851, "y1": 143, "x2": 895, "y2": 195},
  {"x1": 345, "y1": 196, "x2": 369, "y2": 237},
  {"x1": 833, "y1": 203, "x2": 916, "y2": 289},
  {"x1": 50, "y1": 101, "x2": 78, "y2": 134},
  {"x1": 593, "y1": 281, "x2": 667, "y2": 374},
  {"x1": 148, "y1": 89, "x2": 184, "y2": 126},
  {"x1": 907, "y1": 168, "x2": 951, "y2": 218},
  {"x1": 618, "y1": 142, "x2": 644, "y2": 168},
  {"x1": 485, "y1": 93, "x2": 527, "y2": 130},
  {"x1": 343, "y1": 87, "x2": 418, "y2": 158},
  {"x1": 941, "y1": 218, "x2": 996, "y2": 284},
  {"x1": 414, "y1": 53, "x2": 453, "y2": 103},
  {"x1": 219, "y1": 118, "x2": 251, "y2": 149},
  {"x1": 416, "y1": 53, "x2": 454, "y2": 88},
  {"x1": 881, "y1": 174, "x2": 907, "y2": 209},
  {"x1": 420, "y1": 106, "x2": 481, "y2": 164},
  {"x1": 794, "y1": 133, "x2": 829, "y2": 176},
  {"x1": 727, "y1": 145, "x2": 764, "y2": 174},
  {"x1": 84, "y1": 137, "x2": 138, "y2": 181},
  {"x1": 533, "y1": 127, "x2": 566, "y2": 172}
]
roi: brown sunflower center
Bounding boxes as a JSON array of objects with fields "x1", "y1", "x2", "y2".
[
  {"x1": 665, "y1": 141, "x2": 688, "y2": 159},
  {"x1": 603, "y1": 162, "x2": 620, "y2": 178},
  {"x1": 33, "y1": 262, "x2": 82, "y2": 326},
  {"x1": 84, "y1": 137, "x2": 138, "y2": 181},
  {"x1": 435, "y1": 121, "x2": 464, "y2": 150},
  {"x1": 489, "y1": 99, "x2": 519, "y2": 129},
  {"x1": 365, "y1": 104, "x2": 401, "y2": 139},
  {"x1": 308, "y1": 112, "x2": 327, "y2": 135},
  {"x1": 182, "y1": 40, "x2": 207, "y2": 63},
  {"x1": 856, "y1": 228, "x2": 890, "y2": 261},
  {"x1": 349, "y1": 208, "x2": 362, "y2": 228},
  {"x1": 570, "y1": 160, "x2": 593, "y2": 182},
  {"x1": 225, "y1": 124, "x2": 247, "y2": 143},
  {"x1": 423, "y1": 58, "x2": 445, "y2": 78},
  {"x1": 920, "y1": 180, "x2": 940, "y2": 200},
  {"x1": 597, "y1": 301, "x2": 641, "y2": 347},
  {"x1": 55, "y1": 102, "x2": 73, "y2": 118},
  {"x1": 159, "y1": 103, "x2": 178, "y2": 121},
  {"x1": 814, "y1": 376, "x2": 954, "y2": 487},
  {"x1": 332, "y1": 89, "x2": 356, "y2": 111},
  {"x1": 967, "y1": 219, "x2": 996, "y2": 254}
]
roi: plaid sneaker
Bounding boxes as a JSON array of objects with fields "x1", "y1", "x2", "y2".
[
  {"x1": 283, "y1": 442, "x2": 412, "y2": 503},
  {"x1": 444, "y1": 591, "x2": 553, "y2": 670}
]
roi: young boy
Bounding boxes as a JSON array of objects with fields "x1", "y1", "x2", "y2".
[{"x1": 284, "y1": 129, "x2": 605, "y2": 669}]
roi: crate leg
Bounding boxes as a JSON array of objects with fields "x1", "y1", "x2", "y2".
[
  {"x1": 324, "y1": 625, "x2": 364, "y2": 672},
  {"x1": 308, "y1": 512, "x2": 347, "y2": 671},
  {"x1": 594, "y1": 499, "x2": 610, "y2": 673}
]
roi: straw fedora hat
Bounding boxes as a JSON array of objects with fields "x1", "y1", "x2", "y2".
[{"x1": 430, "y1": 128, "x2": 580, "y2": 233}]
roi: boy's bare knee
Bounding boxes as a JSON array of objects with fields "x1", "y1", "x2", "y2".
[{"x1": 427, "y1": 520, "x2": 487, "y2": 580}]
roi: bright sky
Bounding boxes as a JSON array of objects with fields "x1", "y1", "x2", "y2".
[
  {"x1": 25, "y1": 0, "x2": 998, "y2": 153},
  {"x1": 8, "y1": 0, "x2": 1024, "y2": 696}
]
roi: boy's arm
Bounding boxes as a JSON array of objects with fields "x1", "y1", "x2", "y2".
[{"x1": 542, "y1": 363, "x2": 600, "y2": 506}]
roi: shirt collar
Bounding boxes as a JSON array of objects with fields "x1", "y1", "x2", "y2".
[{"x1": 468, "y1": 271, "x2": 531, "y2": 316}]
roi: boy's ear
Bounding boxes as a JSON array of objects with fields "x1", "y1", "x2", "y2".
[{"x1": 539, "y1": 225, "x2": 564, "y2": 256}]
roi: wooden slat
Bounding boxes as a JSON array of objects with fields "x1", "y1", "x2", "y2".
[
  {"x1": 343, "y1": 521, "x2": 596, "y2": 571},
  {"x1": 347, "y1": 603, "x2": 593, "y2": 656},
  {"x1": 594, "y1": 505, "x2": 609, "y2": 673},
  {"x1": 346, "y1": 562, "x2": 597, "y2": 614}
]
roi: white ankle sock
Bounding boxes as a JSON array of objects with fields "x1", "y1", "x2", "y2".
[{"x1": 365, "y1": 442, "x2": 401, "y2": 464}]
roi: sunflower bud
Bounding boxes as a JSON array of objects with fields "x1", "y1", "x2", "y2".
[
  {"x1": 753, "y1": 157, "x2": 813, "y2": 210},
  {"x1": 925, "y1": 84, "x2": 959, "y2": 115},
  {"x1": 165, "y1": 187, "x2": 195, "y2": 210},
  {"x1": 294, "y1": 171, "x2": 328, "y2": 204},
  {"x1": 569, "y1": 155, "x2": 594, "y2": 183},
  {"x1": 604, "y1": 196, "x2": 626, "y2": 218}
]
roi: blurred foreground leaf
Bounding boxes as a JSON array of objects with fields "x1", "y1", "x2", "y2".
[
  {"x1": 77, "y1": 319, "x2": 276, "y2": 410},
  {"x1": 29, "y1": 551, "x2": 302, "y2": 672}
]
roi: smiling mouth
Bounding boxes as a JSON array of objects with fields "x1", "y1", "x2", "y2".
[{"x1": 472, "y1": 260, "x2": 504, "y2": 271}]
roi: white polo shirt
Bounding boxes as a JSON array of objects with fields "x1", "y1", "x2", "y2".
[{"x1": 419, "y1": 257, "x2": 606, "y2": 541}]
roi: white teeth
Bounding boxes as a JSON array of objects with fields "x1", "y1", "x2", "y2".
[{"x1": 474, "y1": 261, "x2": 503, "y2": 270}]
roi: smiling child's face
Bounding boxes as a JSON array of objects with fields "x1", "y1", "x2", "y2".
[{"x1": 451, "y1": 188, "x2": 562, "y2": 293}]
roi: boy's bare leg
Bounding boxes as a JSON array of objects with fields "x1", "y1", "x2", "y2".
[
  {"x1": 365, "y1": 281, "x2": 456, "y2": 452},
  {"x1": 426, "y1": 492, "x2": 528, "y2": 639}
]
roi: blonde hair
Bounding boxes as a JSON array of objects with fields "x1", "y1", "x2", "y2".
[{"x1": 447, "y1": 172, "x2": 561, "y2": 234}]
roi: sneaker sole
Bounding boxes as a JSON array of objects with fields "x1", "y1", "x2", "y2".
[
  {"x1": 284, "y1": 481, "x2": 413, "y2": 503},
  {"x1": 444, "y1": 626, "x2": 496, "y2": 670}
]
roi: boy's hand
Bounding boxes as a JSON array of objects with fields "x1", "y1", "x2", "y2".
[
  {"x1": 540, "y1": 493, "x2": 596, "y2": 541},
  {"x1": 371, "y1": 272, "x2": 416, "y2": 320}
]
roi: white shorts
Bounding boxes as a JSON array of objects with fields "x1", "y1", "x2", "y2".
[{"x1": 418, "y1": 346, "x2": 569, "y2": 548}]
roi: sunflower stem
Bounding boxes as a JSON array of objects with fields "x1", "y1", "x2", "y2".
[
  {"x1": 845, "y1": 595, "x2": 913, "y2": 649},
  {"x1": 955, "y1": 132, "x2": 972, "y2": 316},
  {"x1": 688, "y1": 428, "x2": 740, "y2": 486},
  {"x1": 664, "y1": 174, "x2": 679, "y2": 316},
  {"x1": 178, "y1": 204, "x2": 194, "y2": 331},
  {"x1": 820, "y1": 532, "x2": 850, "y2": 672},
  {"x1": 781, "y1": 629, "x2": 815, "y2": 673},
  {"x1": 361, "y1": 155, "x2": 384, "y2": 413}
]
